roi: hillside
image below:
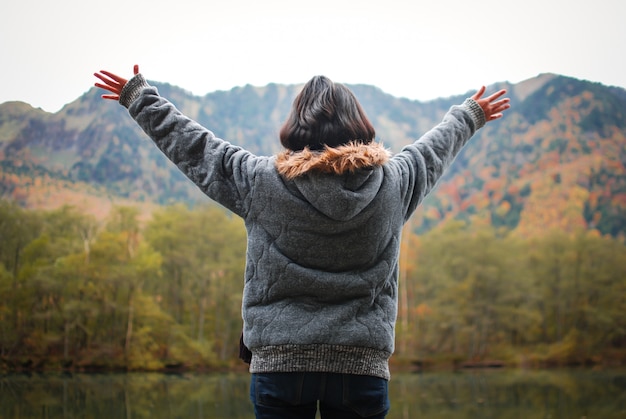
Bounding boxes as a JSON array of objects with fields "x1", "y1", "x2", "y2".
[{"x1": 1, "y1": 74, "x2": 625, "y2": 237}]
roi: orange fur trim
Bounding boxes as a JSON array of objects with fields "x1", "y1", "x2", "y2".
[{"x1": 275, "y1": 142, "x2": 391, "y2": 179}]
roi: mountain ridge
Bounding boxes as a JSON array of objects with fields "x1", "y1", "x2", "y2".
[{"x1": 1, "y1": 74, "x2": 625, "y2": 237}]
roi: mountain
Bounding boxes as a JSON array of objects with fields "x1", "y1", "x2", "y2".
[
  {"x1": 419, "y1": 75, "x2": 626, "y2": 237},
  {"x1": 1, "y1": 74, "x2": 625, "y2": 237}
]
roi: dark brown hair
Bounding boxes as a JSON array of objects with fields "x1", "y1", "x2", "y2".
[{"x1": 279, "y1": 76, "x2": 376, "y2": 151}]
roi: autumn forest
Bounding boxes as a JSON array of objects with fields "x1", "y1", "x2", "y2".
[{"x1": 1, "y1": 200, "x2": 624, "y2": 372}]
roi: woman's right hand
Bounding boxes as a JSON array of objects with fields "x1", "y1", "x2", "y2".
[{"x1": 94, "y1": 64, "x2": 139, "y2": 101}]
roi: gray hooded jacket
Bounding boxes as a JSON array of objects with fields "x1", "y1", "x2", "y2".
[{"x1": 119, "y1": 74, "x2": 486, "y2": 379}]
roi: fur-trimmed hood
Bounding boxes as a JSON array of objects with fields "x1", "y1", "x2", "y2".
[
  {"x1": 274, "y1": 142, "x2": 391, "y2": 221},
  {"x1": 275, "y1": 142, "x2": 391, "y2": 179}
]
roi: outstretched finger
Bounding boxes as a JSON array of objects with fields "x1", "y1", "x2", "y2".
[
  {"x1": 472, "y1": 86, "x2": 486, "y2": 100},
  {"x1": 99, "y1": 70, "x2": 128, "y2": 84},
  {"x1": 491, "y1": 97, "x2": 509, "y2": 106},
  {"x1": 94, "y1": 73, "x2": 116, "y2": 87},
  {"x1": 93, "y1": 72, "x2": 111, "y2": 83},
  {"x1": 486, "y1": 89, "x2": 507, "y2": 103},
  {"x1": 94, "y1": 82, "x2": 117, "y2": 93},
  {"x1": 94, "y1": 72, "x2": 123, "y2": 88},
  {"x1": 496, "y1": 99, "x2": 511, "y2": 112}
]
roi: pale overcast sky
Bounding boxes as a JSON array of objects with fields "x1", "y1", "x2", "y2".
[{"x1": 1, "y1": 0, "x2": 624, "y2": 113}]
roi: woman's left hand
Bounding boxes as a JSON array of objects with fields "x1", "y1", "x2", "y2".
[{"x1": 472, "y1": 86, "x2": 510, "y2": 122}]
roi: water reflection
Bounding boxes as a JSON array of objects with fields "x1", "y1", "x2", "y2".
[
  {"x1": 390, "y1": 369, "x2": 626, "y2": 418},
  {"x1": 1, "y1": 369, "x2": 625, "y2": 418},
  {"x1": 0, "y1": 372, "x2": 252, "y2": 419}
]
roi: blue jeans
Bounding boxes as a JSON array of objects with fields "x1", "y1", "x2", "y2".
[{"x1": 250, "y1": 372, "x2": 390, "y2": 419}]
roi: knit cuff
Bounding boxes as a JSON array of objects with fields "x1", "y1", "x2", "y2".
[
  {"x1": 119, "y1": 74, "x2": 149, "y2": 108},
  {"x1": 463, "y1": 98, "x2": 486, "y2": 130}
]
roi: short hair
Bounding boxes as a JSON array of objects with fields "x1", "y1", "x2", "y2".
[{"x1": 279, "y1": 76, "x2": 376, "y2": 151}]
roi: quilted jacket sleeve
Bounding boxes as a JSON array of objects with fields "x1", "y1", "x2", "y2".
[
  {"x1": 390, "y1": 99, "x2": 485, "y2": 221},
  {"x1": 120, "y1": 74, "x2": 259, "y2": 217}
]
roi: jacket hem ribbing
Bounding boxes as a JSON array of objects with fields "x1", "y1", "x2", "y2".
[{"x1": 249, "y1": 344, "x2": 391, "y2": 380}]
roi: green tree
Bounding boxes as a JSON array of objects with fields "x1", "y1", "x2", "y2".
[
  {"x1": 87, "y1": 206, "x2": 165, "y2": 369},
  {"x1": 144, "y1": 203, "x2": 246, "y2": 364},
  {"x1": 0, "y1": 200, "x2": 42, "y2": 354},
  {"x1": 15, "y1": 205, "x2": 99, "y2": 362}
]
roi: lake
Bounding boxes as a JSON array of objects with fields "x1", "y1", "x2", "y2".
[{"x1": 1, "y1": 369, "x2": 625, "y2": 418}]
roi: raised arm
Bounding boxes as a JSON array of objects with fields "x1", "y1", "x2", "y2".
[
  {"x1": 392, "y1": 86, "x2": 510, "y2": 220},
  {"x1": 92, "y1": 64, "x2": 260, "y2": 218}
]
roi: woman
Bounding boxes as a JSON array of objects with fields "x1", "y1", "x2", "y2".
[{"x1": 94, "y1": 65, "x2": 509, "y2": 418}]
